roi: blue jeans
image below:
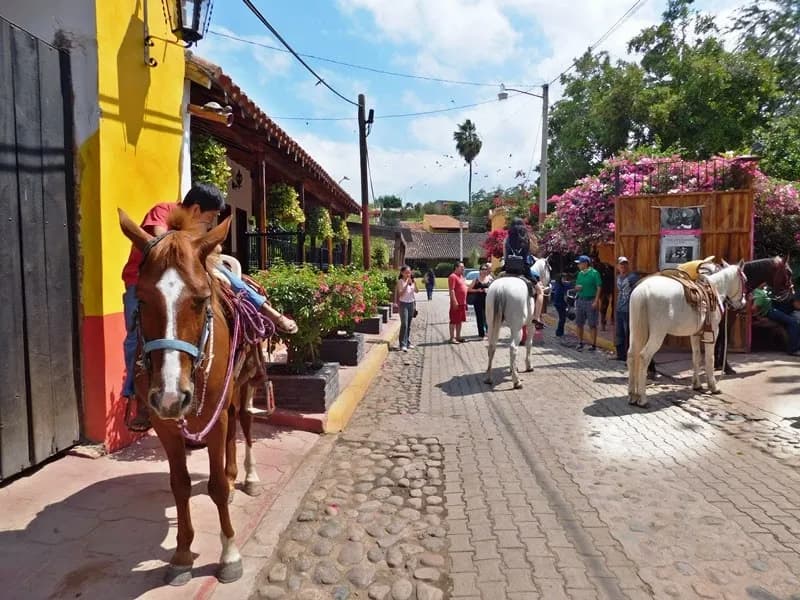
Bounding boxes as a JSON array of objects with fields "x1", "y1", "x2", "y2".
[
  {"x1": 425, "y1": 284, "x2": 434, "y2": 300},
  {"x1": 122, "y1": 285, "x2": 139, "y2": 398},
  {"x1": 615, "y1": 310, "x2": 630, "y2": 359},
  {"x1": 398, "y1": 301, "x2": 415, "y2": 348},
  {"x1": 121, "y1": 267, "x2": 267, "y2": 397},
  {"x1": 767, "y1": 308, "x2": 800, "y2": 353},
  {"x1": 554, "y1": 304, "x2": 567, "y2": 336}
]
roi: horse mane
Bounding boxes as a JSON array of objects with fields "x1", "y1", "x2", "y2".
[{"x1": 167, "y1": 206, "x2": 207, "y2": 237}]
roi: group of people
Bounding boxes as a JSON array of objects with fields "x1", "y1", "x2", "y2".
[{"x1": 551, "y1": 255, "x2": 637, "y2": 360}]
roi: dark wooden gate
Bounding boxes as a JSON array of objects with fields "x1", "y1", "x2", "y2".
[{"x1": 0, "y1": 17, "x2": 80, "y2": 480}]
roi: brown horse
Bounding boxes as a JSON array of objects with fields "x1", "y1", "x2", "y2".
[{"x1": 119, "y1": 208, "x2": 262, "y2": 586}]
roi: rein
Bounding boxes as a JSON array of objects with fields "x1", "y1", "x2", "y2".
[{"x1": 136, "y1": 230, "x2": 275, "y2": 442}]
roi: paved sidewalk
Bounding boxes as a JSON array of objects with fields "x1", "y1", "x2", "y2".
[{"x1": 0, "y1": 423, "x2": 318, "y2": 600}]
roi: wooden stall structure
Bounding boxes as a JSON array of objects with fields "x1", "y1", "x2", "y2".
[{"x1": 615, "y1": 190, "x2": 754, "y2": 351}]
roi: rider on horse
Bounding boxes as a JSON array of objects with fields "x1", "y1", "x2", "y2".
[
  {"x1": 121, "y1": 184, "x2": 297, "y2": 432},
  {"x1": 503, "y1": 218, "x2": 545, "y2": 329}
]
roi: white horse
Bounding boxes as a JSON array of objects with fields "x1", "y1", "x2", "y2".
[
  {"x1": 484, "y1": 257, "x2": 551, "y2": 389},
  {"x1": 627, "y1": 261, "x2": 747, "y2": 407}
]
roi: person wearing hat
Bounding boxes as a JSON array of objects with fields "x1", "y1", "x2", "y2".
[
  {"x1": 614, "y1": 256, "x2": 640, "y2": 361},
  {"x1": 574, "y1": 254, "x2": 602, "y2": 351}
]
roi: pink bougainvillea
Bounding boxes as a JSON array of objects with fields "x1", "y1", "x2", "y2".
[
  {"x1": 483, "y1": 229, "x2": 508, "y2": 258},
  {"x1": 538, "y1": 153, "x2": 799, "y2": 258}
]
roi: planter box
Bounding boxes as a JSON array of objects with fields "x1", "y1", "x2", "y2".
[
  {"x1": 320, "y1": 332, "x2": 365, "y2": 366},
  {"x1": 353, "y1": 315, "x2": 383, "y2": 335},
  {"x1": 266, "y1": 362, "x2": 340, "y2": 413},
  {"x1": 378, "y1": 306, "x2": 391, "y2": 324}
]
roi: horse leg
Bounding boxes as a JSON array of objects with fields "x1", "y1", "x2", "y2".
[
  {"x1": 206, "y1": 410, "x2": 243, "y2": 583},
  {"x1": 484, "y1": 305, "x2": 499, "y2": 386},
  {"x1": 525, "y1": 301, "x2": 534, "y2": 373},
  {"x1": 636, "y1": 333, "x2": 665, "y2": 407},
  {"x1": 510, "y1": 326, "x2": 522, "y2": 389},
  {"x1": 704, "y1": 335, "x2": 721, "y2": 394},
  {"x1": 225, "y1": 403, "x2": 238, "y2": 505},
  {"x1": 156, "y1": 425, "x2": 195, "y2": 586},
  {"x1": 690, "y1": 335, "x2": 703, "y2": 391},
  {"x1": 240, "y1": 385, "x2": 261, "y2": 497}
]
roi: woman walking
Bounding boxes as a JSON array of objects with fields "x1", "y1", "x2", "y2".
[
  {"x1": 469, "y1": 263, "x2": 494, "y2": 338},
  {"x1": 424, "y1": 267, "x2": 436, "y2": 301},
  {"x1": 394, "y1": 265, "x2": 418, "y2": 351}
]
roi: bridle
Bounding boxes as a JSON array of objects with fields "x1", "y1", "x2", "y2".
[
  {"x1": 136, "y1": 231, "x2": 214, "y2": 376},
  {"x1": 772, "y1": 259, "x2": 793, "y2": 302}
]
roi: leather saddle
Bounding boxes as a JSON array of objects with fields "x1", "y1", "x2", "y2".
[
  {"x1": 500, "y1": 272, "x2": 535, "y2": 297},
  {"x1": 656, "y1": 268, "x2": 720, "y2": 342}
]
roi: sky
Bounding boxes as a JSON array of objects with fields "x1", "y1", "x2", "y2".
[{"x1": 201, "y1": 0, "x2": 745, "y2": 206}]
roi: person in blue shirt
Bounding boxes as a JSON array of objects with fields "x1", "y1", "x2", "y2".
[
  {"x1": 551, "y1": 273, "x2": 574, "y2": 337},
  {"x1": 614, "y1": 256, "x2": 640, "y2": 360}
]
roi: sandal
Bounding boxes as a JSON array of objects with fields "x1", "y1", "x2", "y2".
[
  {"x1": 449, "y1": 339, "x2": 460, "y2": 345},
  {"x1": 274, "y1": 315, "x2": 298, "y2": 335},
  {"x1": 125, "y1": 396, "x2": 152, "y2": 432}
]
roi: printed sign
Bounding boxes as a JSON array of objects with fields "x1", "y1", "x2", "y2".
[{"x1": 659, "y1": 207, "x2": 702, "y2": 270}]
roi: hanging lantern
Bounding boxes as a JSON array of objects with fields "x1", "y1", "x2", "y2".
[{"x1": 164, "y1": 0, "x2": 214, "y2": 45}]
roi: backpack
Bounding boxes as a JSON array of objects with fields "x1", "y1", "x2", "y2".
[{"x1": 505, "y1": 247, "x2": 526, "y2": 274}]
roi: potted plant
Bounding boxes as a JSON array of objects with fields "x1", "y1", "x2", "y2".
[
  {"x1": 191, "y1": 134, "x2": 232, "y2": 194},
  {"x1": 252, "y1": 264, "x2": 340, "y2": 413},
  {"x1": 355, "y1": 270, "x2": 391, "y2": 334},
  {"x1": 319, "y1": 266, "x2": 368, "y2": 366},
  {"x1": 268, "y1": 183, "x2": 305, "y2": 228}
]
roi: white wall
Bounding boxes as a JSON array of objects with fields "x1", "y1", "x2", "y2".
[
  {"x1": 1, "y1": 1, "x2": 99, "y2": 148},
  {"x1": 226, "y1": 157, "x2": 252, "y2": 253}
]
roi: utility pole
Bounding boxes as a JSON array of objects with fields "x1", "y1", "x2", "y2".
[
  {"x1": 538, "y1": 83, "x2": 549, "y2": 226},
  {"x1": 358, "y1": 94, "x2": 371, "y2": 269}
]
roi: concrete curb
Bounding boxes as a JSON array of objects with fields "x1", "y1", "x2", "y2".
[{"x1": 324, "y1": 318, "x2": 401, "y2": 433}]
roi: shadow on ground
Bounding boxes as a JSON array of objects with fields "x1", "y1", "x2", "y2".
[{"x1": 583, "y1": 388, "x2": 695, "y2": 418}]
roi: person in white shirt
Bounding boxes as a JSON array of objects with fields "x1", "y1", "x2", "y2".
[{"x1": 394, "y1": 265, "x2": 419, "y2": 351}]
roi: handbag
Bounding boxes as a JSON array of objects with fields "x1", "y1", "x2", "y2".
[
  {"x1": 413, "y1": 308, "x2": 418, "y2": 318},
  {"x1": 505, "y1": 253, "x2": 525, "y2": 274}
]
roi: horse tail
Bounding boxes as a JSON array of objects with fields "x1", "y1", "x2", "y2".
[{"x1": 486, "y1": 284, "x2": 506, "y2": 334}]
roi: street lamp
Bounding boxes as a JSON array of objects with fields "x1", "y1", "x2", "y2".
[
  {"x1": 337, "y1": 176, "x2": 350, "y2": 184},
  {"x1": 144, "y1": 0, "x2": 214, "y2": 67},
  {"x1": 498, "y1": 83, "x2": 549, "y2": 225}
]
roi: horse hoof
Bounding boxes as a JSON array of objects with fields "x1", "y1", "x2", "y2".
[
  {"x1": 636, "y1": 399, "x2": 649, "y2": 408},
  {"x1": 710, "y1": 388, "x2": 722, "y2": 395},
  {"x1": 525, "y1": 366, "x2": 533, "y2": 373},
  {"x1": 244, "y1": 481, "x2": 262, "y2": 497},
  {"x1": 513, "y1": 382, "x2": 523, "y2": 389},
  {"x1": 165, "y1": 564, "x2": 192, "y2": 586},
  {"x1": 692, "y1": 385, "x2": 703, "y2": 392},
  {"x1": 217, "y1": 559, "x2": 243, "y2": 583}
]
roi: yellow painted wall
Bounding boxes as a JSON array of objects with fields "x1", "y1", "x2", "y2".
[{"x1": 83, "y1": 0, "x2": 185, "y2": 316}]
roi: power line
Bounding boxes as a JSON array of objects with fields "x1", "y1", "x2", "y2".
[
  {"x1": 549, "y1": 0, "x2": 649, "y2": 84},
  {"x1": 208, "y1": 29, "x2": 536, "y2": 89},
  {"x1": 240, "y1": 0, "x2": 358, "y2": 107},
  {"x1": 271, "y1": 92, "x2": 526, "y2": 123}
]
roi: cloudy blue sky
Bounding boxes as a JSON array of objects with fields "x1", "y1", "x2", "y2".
[{"x1": 201, "y1": 0, "x2": 744, "y2": 205}]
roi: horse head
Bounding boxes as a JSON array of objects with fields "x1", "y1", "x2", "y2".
[
  {"x1": 714, "y1": 260, "x2": 747, "y2": 311},
  {"x1": 118, "y1": 207, "x2": 231, "y2": 420},
  {"x1": 773, "y1": 256, "x2": 794, "y2": 301}
]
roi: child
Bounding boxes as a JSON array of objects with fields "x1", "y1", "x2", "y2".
[{"x1": 551, "y1": 273, "x2": 574, "y2": 337}]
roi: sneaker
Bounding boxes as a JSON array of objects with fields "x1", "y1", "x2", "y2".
[
  {"x1": 400, "y1": 346, "x2": 408, "y2": 352},
  {"x1": 407, "y1": 344, "x2": 416, "y2": 350},
  {"x1": 576, "y1": 344, "x2": 584, "y2": 352},
  {"x1": 588, "y1": 345, "x2": 596, "y2": 352}
]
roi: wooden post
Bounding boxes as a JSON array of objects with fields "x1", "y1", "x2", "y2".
[{"x1": 258, "y1": 158, "x2": 267, "y2": 269}]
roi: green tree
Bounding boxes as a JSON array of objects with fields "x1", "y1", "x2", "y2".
[
  {"x1": 755, "y1": 111, "x2": 800, "y2": 181},
  {"x1": 378, "y1": 194, "x2": 402, "y2": 209},
  {"x1": 453, "y1": 119, "x2": 483, "y2": 208},
  {"x1": 732, "y1": 0, "x2": 800, "y2": 107}
]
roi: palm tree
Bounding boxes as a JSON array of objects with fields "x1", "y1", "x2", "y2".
[{"x1": 453, "y1": 119, "x2": 482, "y2": 208}]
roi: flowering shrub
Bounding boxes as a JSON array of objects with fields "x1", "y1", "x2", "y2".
[
  {"x1": 483, "y1": 229, "x2": 508, "y2": 258},
  {"x1": 254, "y1": 264, "x2": 386, "y2": 372},
  {"x1": 325, "y1": 266, "x2": 366, "y2": 334},
  {"x1": 538, "y1": 152, "x2": 799, "y2": 258}
]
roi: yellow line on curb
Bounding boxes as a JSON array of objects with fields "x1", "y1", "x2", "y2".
[{"x1": 324, "y1": 320, "x2": 401, "y2": 433}]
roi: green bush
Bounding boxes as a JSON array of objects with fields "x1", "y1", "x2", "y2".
[
  {"x1": 190, "y1": 134, "x2": 231, "y2": 197},
  {"x1": 267, "y1": 183, "x2": 305, "y2": 228},
  {"x1": 252, "y1": 264, "x2": 337, "y2": 372},
  {"x1": 434, "y1": 262, "x2": 454, "y2": 277},
  {"x1": 371, "y1": 238, "x2": 390, "y2": 269}
]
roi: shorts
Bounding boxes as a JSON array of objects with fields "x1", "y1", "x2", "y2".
[
  {"x1": 575, "y1": 298, "x2": 598, "y2": 328},
  {"x1": 449, "y1": 304, "x2": 467, "y2": 324}
]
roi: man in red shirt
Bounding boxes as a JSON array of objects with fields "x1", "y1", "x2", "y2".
[
  {"x1": 122, "y1": 184, "x2": 297, "y2": 431},
  {"x1": 448, "y1": 262, "x2": 468, "y2": 344}
]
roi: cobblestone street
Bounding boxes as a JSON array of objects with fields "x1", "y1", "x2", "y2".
[{"x1": 252, "y1": 293, "x2": 800, "y2": 599}]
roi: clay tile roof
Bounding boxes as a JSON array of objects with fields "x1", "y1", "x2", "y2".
[
  {"x1": 403, "y1": 231, "x2": 488, "y2": 261},
  {"x1": 399, "y1": 220, "x2": 425, "y2": 230},
  {"x1": 186, "y1": 53, "x2": 359, "y2": 214},
  {"x1": 423, "y1": 214, "x2": 466, "y2": 230}
]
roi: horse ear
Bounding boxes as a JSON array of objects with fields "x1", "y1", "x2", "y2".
[
  {"x1": 118, "y1": 208, "x2": 153, "y2": 251},
  {"x1": 722, "y1": 259, "x2": 730, "y2": 268},
  {"x1": 196, "y1": 216, "x2": 232, "y2": 263}
]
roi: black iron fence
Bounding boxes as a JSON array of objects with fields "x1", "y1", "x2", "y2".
[
  {"x1": 611, "y1": 156, "x2": 755, "y2": 196},
  {"x1": 244, "y1": 230, "x2": 351, "y2": 272}
]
